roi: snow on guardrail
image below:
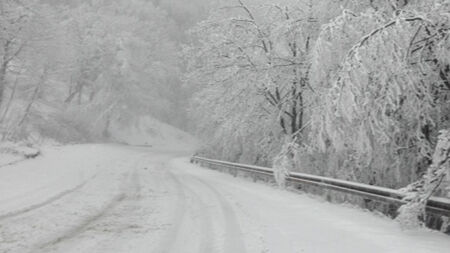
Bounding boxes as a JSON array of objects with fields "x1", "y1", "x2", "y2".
[{"x1": 190, "y1": 156, "x2": 450, "y2": 217}]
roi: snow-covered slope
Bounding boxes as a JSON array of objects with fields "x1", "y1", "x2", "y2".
[{"x1": 109, "y1": 116, "x2": 197, "y2": 150}]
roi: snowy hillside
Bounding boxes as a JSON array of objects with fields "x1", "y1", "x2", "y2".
[{"x1": 109, "y1": 116, "x2": 197, "y2": 150}]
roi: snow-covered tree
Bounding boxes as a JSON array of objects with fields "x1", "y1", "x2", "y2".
[
  {"x1": 304, "y1": 0, "x2": 450, "y2": 186},
  {"x1": 0, "y1": 0, "x2": 30, "y2": 107},
  {"x1": 0, "y1": 0, "x2": 67, "y2": 141},
  {"x1": 45, "y1": 0, "x2": 185, "y2": 139},
  {"x1": 186, "y1": 0, "x2": 344, "y2": 164}
]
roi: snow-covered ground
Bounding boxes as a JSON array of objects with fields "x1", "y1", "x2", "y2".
[{"x1": 1, "y1": 144, "x2": 449, "y2": 253}]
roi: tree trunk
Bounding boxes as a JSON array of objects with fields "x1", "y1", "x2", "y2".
[
  {"x1": 0, "y1": 62, "x2": 8, "y2": 108},
  {"x1": 0, "y1": 75, "x2": 19, "y2": 124},
  {"x1": 17, "y1": 79, "x2": 41, "y2": 127}
]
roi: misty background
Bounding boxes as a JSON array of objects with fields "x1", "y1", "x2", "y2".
[{"x1": 0, "y1": 0, "x2": 215, "y2": 144}]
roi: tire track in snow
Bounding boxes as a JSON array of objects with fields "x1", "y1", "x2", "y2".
[
  {"x1": 35, "y1": 192, "x2": 127, "y2": 252},
  {"x1": 33, "y1": 168, "x2": 139, "y2": 252},
  {"x1": 0, "y1": 158, "x2": 27, "y2": 169},
  {"x1": 0, "y1": 174, "x2": 97, "y2": 221},
  {"x1": 39, "y1": 158, "x2": 150, "y2": 253},
  {"x1": 188, "y1": 176, "x2": 247, "y2": 253},
  {"x1": 155, "y1": 170, "x2": 188, "y2": 253},
  {"x1": 174, "y1": 174, "x2": 215, "y2": 253},
  {"x1": 165, "y1": 163, "x2": 246, "y2": 253}
]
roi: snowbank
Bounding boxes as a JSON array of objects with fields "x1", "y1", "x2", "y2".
[{"x1": 0, "y1": 142, "x2": 40, "y2": 167}]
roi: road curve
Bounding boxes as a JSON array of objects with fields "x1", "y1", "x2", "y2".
[
  {"x1": 1, "y1": 145, "x2": 450, "y2": 253},
  {"x1": 0, "y1": 145, "x2": 250, "y2": 253}
]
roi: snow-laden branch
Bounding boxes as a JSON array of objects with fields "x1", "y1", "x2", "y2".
[{"x1": 397, "y1": 129, "x2": 450, "y2": 229}]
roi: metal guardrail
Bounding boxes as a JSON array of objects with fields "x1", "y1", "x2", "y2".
[{"x1": 191, "y1": 156, "x2": 450, "y2": 217}]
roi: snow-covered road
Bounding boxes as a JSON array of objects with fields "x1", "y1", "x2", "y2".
[{"x1": 1, "y1": 144, "x2": 449, "y2": 253}]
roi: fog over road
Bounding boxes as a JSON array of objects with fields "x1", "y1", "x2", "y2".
[{"x1": 1, "y1": 145, "x2": 449, "y2": 253}]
